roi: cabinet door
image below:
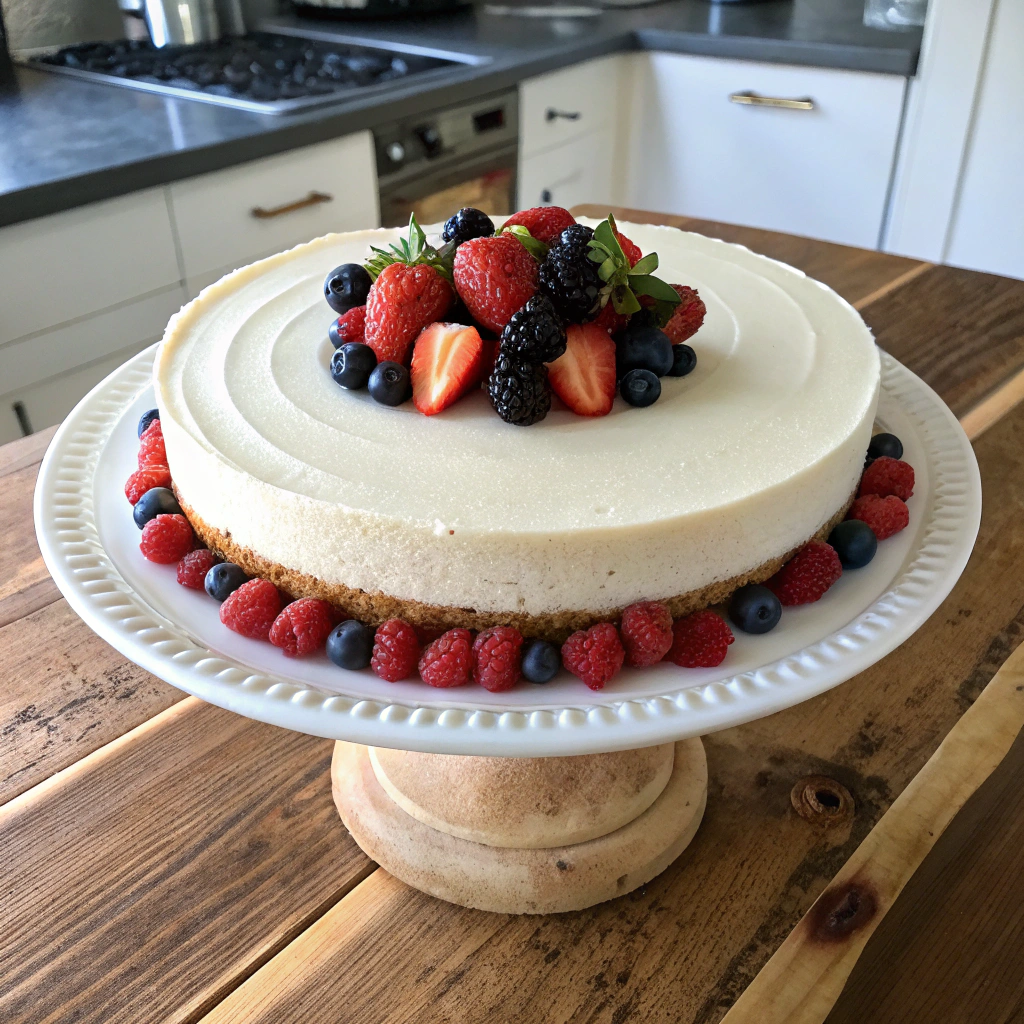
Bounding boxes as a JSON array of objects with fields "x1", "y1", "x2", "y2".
[
  {"x1": 518, "y1": 131, "x2": 614, "y2": 211},
  {"x1": 626, "y1": 54, "x2": 906, "y2": 249}
]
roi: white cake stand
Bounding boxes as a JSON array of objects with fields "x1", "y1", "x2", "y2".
[{"x1": 35, "y1": 345, "x2": 980, "y2": 913}]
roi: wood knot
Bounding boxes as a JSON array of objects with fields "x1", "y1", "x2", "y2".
[
  {"x1": 807, "y1": 880, "x2": 878, "y2": 942},
  {"x1": 790, "y1": 775, "x2": 854, "y2": 827}
]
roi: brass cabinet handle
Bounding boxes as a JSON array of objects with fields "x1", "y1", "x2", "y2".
[
  {"x1": 545, "y1": 108, "x2": 581, "y2": 122},
  {"x1": 250, "y1": 190, "x2": 333, "y2": 219},
  {"x1": 729, "y1": 91, "x2": 815, "y2": 111}
]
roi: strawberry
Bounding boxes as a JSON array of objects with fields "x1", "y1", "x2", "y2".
[
  {"x1": 364, "y1": 263, "x2": 452, "y2": 365},
  {"x1": 453, "y1": 234, "x2": 538, "y2": 334},
  {"x1": 614, "y1": 230, "x2": 643, "y2": 267},
  {"x1": 410, "y1": 323, "x2": 485, "y2": 415},
  {"x1": 502, "y1": 207, "x2": 576, "y2": 245},
  {"x1": 591, "y1": 300, "x2": 630, "y2": 336},
  {"x1": 547, "y1": 323, "x2": 617, "y2": 417},
  {"x1": 664, "y1": 286, "x2": 706, "y2": 344}
]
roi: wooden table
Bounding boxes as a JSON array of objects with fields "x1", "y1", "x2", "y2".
[{"x1": 3, "y1": 208, "x2": 1024, "y2": 1024}]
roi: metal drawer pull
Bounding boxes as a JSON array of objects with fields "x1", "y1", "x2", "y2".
[
  {"x1": 545, "y1": 108, "x2": 581, "y2": 122},
  {"x1": 729, "y1": 91, "x2": 815, "y2": 111},
  {"x1": 250, "y1": 190, "x2": 333, "y2": 219}
]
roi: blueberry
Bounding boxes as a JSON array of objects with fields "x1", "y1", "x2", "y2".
[
  {"x1": 828, "y1": 519, "x2": 878, "y2": 569},
  {"x1": 137, "y1": 408, "x2": 160, "y2": 437},
  {"x1": 368, "y1": 361, "x2": 411, "y2": 406},
  {"x1": 204, "y1": 562, "x2": 249, "y2": 601},
  {"x1": 132, "y1": 486, "x2": 182, "y2": 529},
  {"x1": 667, "y1": 344, "x2": 697, "y2": 378},
  {"x1": 620, "y1": 368, "x2": 661, "y2": 408},
  {"x1": 728, "y1": 584, "x2": 782, "y2": 634},
  {"x1": 328, "y1": 318, "x2": 344, "y2": 349},
  {"x1": 867, "y1": 432, "x2": 903, "y2": 462},
  {"x1": 324, "y1": 263, "x2": 372, "y2": 315},
  {"x1": 521, "y1": 638, "x2": 561, "y2": 683},
  {"x1": 331, "y1": 342, "x2": 377, "y2": 390},
  {"x1": 326, "y1": 619, "x2": 374, "y2": 670},
  {"x1": 442, "y1": 207, "x2": 495, "y2": 245},
  {"x1": 615, "y1": 324, "x2": 673, "y2": 378}
]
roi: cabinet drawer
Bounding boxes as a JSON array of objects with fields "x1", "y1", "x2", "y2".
[
  {"x1": 520, "y1": 56, "x2": 621, "y2": 159},
  {"x1": 518, "y1": 132, "x2": 614, "y2": 212},
  {"x1": 168, "y1": 132, "x2": 379, "y2": 283},
  {"x1": 628, "y1": 54, "x2": 906, "y2": 249},
  {"x1": 0, "y1": 189, "x2": 180, "y2": 348}
]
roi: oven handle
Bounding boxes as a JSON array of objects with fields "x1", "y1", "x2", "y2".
[{"x1": 250, "y1": 191, "x2": 333, "y2": 220}]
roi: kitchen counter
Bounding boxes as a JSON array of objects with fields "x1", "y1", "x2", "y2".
[{"x1": 0, "y1": 0, "x2": 921, "y2": 228}]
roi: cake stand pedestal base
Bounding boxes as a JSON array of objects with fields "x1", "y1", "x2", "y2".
[{"x1": 331, "y1": 738, "x2": 707, "y2": 914}]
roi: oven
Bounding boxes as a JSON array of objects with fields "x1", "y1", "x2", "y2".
[{"x1": 374, "y1": 89, "x2": 518, "y2": 228}]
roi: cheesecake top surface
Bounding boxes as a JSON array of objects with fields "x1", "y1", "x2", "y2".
[{"x1": 155, "y1": 220, "x2": 880, "y2": 534}]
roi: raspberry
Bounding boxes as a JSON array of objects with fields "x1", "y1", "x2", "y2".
[
  {"x1": 220, "y1": 578, "x2": 282, "y2": 640},
  {"x1": 664, "y1": 285, "x2": 707, "y2": 344},
  {"x1": 472, "y1": 626, "x2": 524, "y2": 692},
  {"x1": 667, "y1": 611, "x2": 734, "y2": 668},
  {"x1": 848, "y1": 494, "x2": 910, "y2": 540},
  {"x1": 125, "y1": 465, "x2": 172, "y2": 504},
  {"x1": 176, "y1": 548, "x2": 219, "y2": 589},
  {"x1": 138, "y1": 421, "x2": 167, "y2": 468},
  {"x1": 269, "y1": 598, "x2": 335, "y2": 657},
  {"x1": 561, "y1": 622, "x2": 625, "y2": 691},
  {"x1": 614, "y1": 230, "x2": 642, "y2": 267},
  {"x1": 419, "y1": 627, "x2": 473, "y2": 688},
  {"x1": 859, "y1": 456, "x2": 915, "y2": 501},
  {"x1": 332, "y1": 305, "x2": 367, "y2": 346},
  {"x1": 620, "y1": 601, "x2": 674, "y2": 667},
  {"x1": 767, "y1": 541, "x2": 843, "y2": 606},
  {"x1": 371, "y1": 619, "x2": 421, "y2": 682},
  {"x1": 502, "y1": 206, "x2": 576, "y2": 245},
  {"x1": 454, "y1": 234, "x2": 539, "y2": 334},
  {"x1": 139, "y1": 513, "x2": 193, "y2": 564}
]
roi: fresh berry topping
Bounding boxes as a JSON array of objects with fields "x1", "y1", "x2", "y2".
[
  {"x1": 547, "y1": 323, "x2": 617, "y2": 417},
  {"x1": 847, "y1": 493, "x2": 910, "y2": 540},
  {"x1": 767, "y1": 541, "x2": 843, "y2": 606},
  {"x1": 454, "y1": 234, "x2": 539, "y2": 334},
  {"x1": 269, "y1": 598, "x2": 335, "y2": 657},
  {"x1": 368, "y1": 360, "x2": 412, "y2": 406},
  {"x1": 667, "y1": 344, "x2": 697, "y2": 377},
  {"x1": 125, "y1": 465, "x2": 172, "y2": 505},
  {"x1": 327, "y1": 619, "x2": 374, "y2": 670},
  {"x1": 331, "y1": 341, "x2": 377, "y2": 390},
  {"x1": 561, "y1": 622, "x2": 625, "y2": 690},
  {"x1": 667, "y1": 611, "x2": 734, "y2": 668},
  {"x1": 620, "y1": 368, "x2": 661, "y2": 407},
  {"x1": 616, "y1": 323, "x2": 673, "y2": 378},
  {"x1": 139, "y1": 513, "x2": 193, "y2": 564},
  {"x1": 620, "y1": 601, "x2": 674, "y2": 667},
  {"x1": 859, "y1": 456, "x2": 915, "y2": 501},
  {"x1": 137, "y1": 408, "x2": 160, "y2": 437},
  {"x1": 204, "y1": 561, "x2": 249, "y2": 601},
  {"x1": 133, "y1": 486, "x2": 183, "y2": 529},
  {"x1": 472, "y1": 626, "x2": 524, "y2": 692},
  {"x1": 728, "y1": 584, "x2": 782, "y2": 634},
  {"x1": 521, "y1": 638, "x2": 561, "y2": 683},
  {"x1": 176, "y1": 548, "x2": 219, "y2": 590},
  {"x1": 558, "y1": 223, "x2": 595, "y2": 251},
  {"x1": 499, "y1": 293, "x2": 566, "y2": 364},
  {"x1": 488, "y1": 349, "x2": 551, "y2": 425},
  {"x1": 364, "y1": 262, "x2": 453, "y2": 365},
  {"x1": 828, "y1": 519, "x2": 879, "y2": 569},
  {"x1": 442, "y1": 207, "x2": 495, "y2": 245},
  {"x1": 867, "y1": 432, "x2": 904, "y2": 462},
  {"x1": 502, "y1": 206, "x2": 576, "y2": 245},
  {"x1": 539, "y1": 241, "x2": 602, "y2": 322},
  {"x1": 664, "y1": 286, "x2": 707, "y2": 344},
  {"x1": 591, "y1": 300, "x2": 630, "y2": 336},
  {"x1": 220, "y1": 578, "x2": 282, "y2": 640},
  {"x1": 371, "y1": 618, "x2": 421, "y2": 681},
  {"x1": 614, "y1": 230, "x2": 642, "y2": 267},
  {"x1": 411, "y1": 322, "x2": 485, "y2": 415},
  {"x1": 324, "y1": 263, "x2": 372, "y2": 315},
  {"x1": 419, "y1": 627, "x2": 473, "y2": 688},
  {"x1": 329, "y1": 305, "x2": 367, "y2": 348},
  {"x1": 137, "y1": 421, "x2": 167, "y2": 468}
]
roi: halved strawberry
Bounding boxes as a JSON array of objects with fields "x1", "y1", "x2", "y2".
[
  {"x1": 411, "y1": 323, "x2": 485, "y2": 415},
  {"x1": 546, "y1": 323, "x2": 617, "y2": 417}
]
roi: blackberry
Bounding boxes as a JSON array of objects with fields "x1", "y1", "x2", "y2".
[
  {"x1": 442, "y1": 207, "x2": 495, "y2": 245},
  {"x1": 558, "y1": 223, "x2": 595, "y2": 252},
  {"x1": 488, "y1": 350, "x2": 551, "y2": 425},
  {"x1": 539, "y1": 243, "x2": 602, "y2": 323},
  {"x1": 499, "y1": 293, "x2": 566, "y2": 364}
]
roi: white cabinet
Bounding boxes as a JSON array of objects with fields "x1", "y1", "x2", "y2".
[
  {"x1": 519, "y1": 133, "x2": 613, "y2": 211},
  {"x1": 624, "y1": 54, "x2": 907, "y2": 249}
]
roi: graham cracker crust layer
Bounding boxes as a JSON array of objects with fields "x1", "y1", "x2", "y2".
[{"x1": 178, "y1": 493, "x2": 854, "y2": 643}]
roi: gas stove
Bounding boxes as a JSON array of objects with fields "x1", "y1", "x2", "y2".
[{"x1": 27, "y1": 29, "x2": 482, "y2": 115}]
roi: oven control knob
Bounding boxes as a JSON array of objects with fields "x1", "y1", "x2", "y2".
[
  {"x1": 386, "y1": 141, "x2": 406, "y2": 164},
  {"x1": 415, "y1": 126, "x2": 442, "y2": 158}
]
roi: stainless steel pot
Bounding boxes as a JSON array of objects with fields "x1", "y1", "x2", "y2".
[{"x1": 140, "y1": 0, "x2": 220, "y2": 47}]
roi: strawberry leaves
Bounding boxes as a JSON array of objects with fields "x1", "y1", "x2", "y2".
[{"x1": 365, "y1": 213, "x2": 454, "y2": 283}]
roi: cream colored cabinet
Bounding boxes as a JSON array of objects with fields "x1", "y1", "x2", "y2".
[{"x1": 518, "y1": 133, "x2": 613, "y2": 212}]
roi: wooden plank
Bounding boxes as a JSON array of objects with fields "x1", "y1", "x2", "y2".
[
  {"x1": 193, "y1": 398, "x2": 1024, "y2": 1024},
  {"x1": 0, "y1": 698, "x2": 375, "y2": 1024},
  {"x1": 958, "y1": 362, "x2": 1024, "y2": 441},
  {"x1": 0, "y1": 424, "x2": 56, "y2": 478}
]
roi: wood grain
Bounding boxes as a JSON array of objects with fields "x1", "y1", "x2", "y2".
[{"x1": 0, "y1": 698, "x2": 374, "y2": 1024}]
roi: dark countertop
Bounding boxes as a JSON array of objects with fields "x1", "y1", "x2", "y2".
[{"x1": 0, "y1": 0, "x2": 921, "y2": 229}]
